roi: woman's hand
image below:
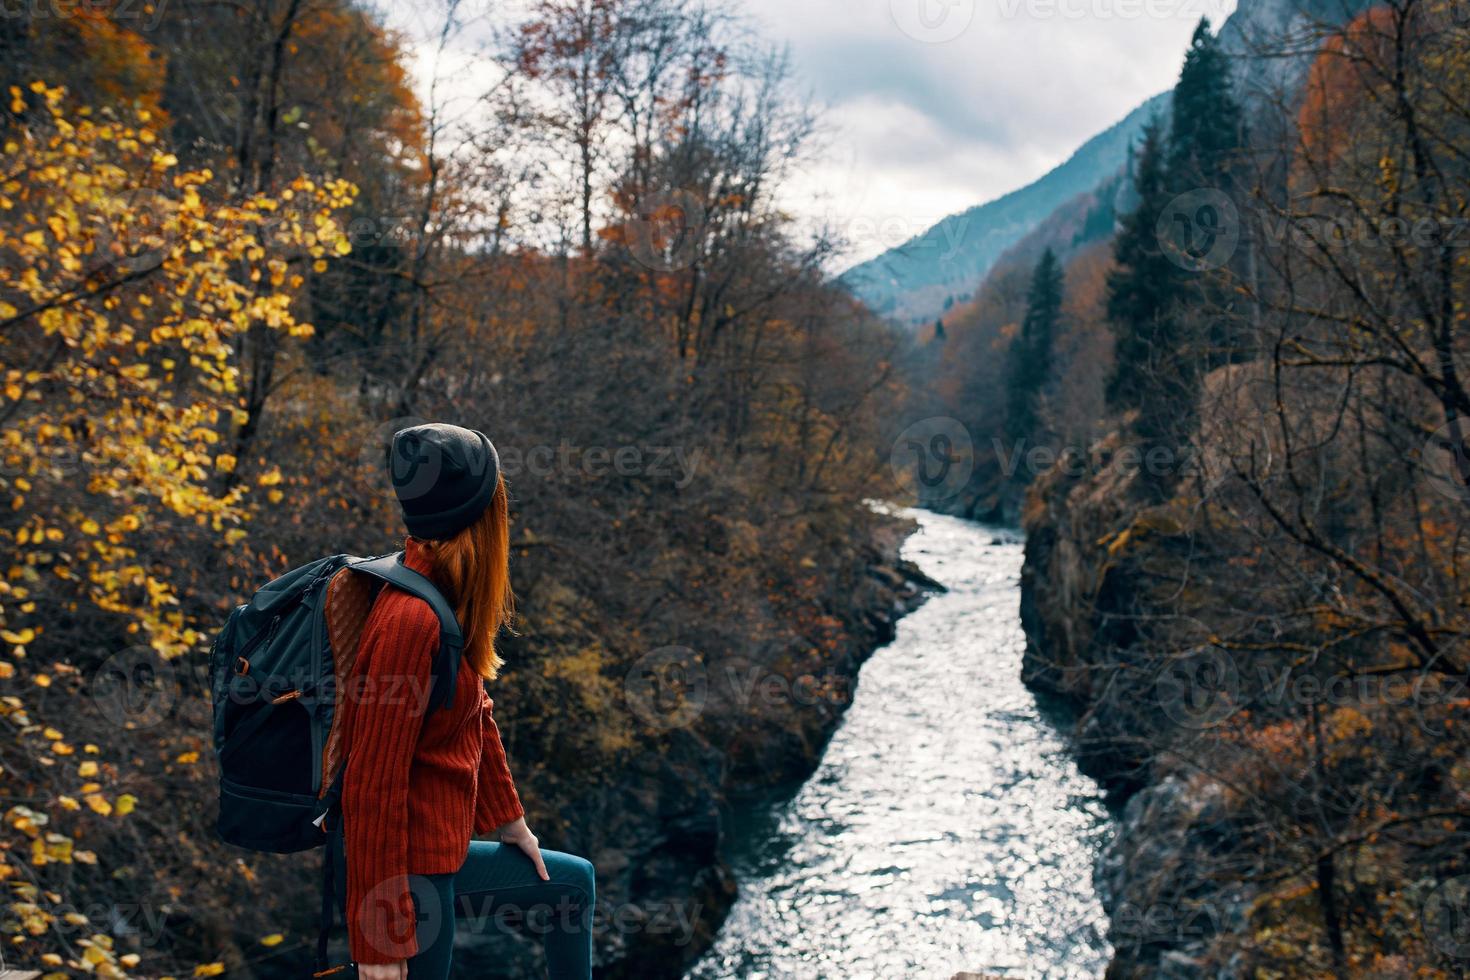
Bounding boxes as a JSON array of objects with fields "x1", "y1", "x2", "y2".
[
  {"x1": 498, "y1": 816, "x2": 550, "y2": 881},
  {"x1": 358, "y1": 962, "x2": 407, "y2": 980}
]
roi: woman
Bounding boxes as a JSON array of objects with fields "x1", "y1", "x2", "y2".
[{"x1": 337, "y1": 422, "x2": 595, "y2": 980}]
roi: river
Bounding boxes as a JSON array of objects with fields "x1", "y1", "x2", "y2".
[{"x1": 686, "y1": 511, "x2": 1113, "y2": 980}]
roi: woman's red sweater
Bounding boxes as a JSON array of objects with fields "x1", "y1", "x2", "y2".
[{"x1": 339, "y1": 538, "x2": 524, "y2": 965}]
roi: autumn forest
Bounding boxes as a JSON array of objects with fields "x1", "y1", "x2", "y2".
[{"x1": 1, "y1": 0, "x2": 1468, "y2": 977}]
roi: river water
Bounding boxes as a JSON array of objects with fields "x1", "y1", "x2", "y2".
[{"x1": 686, "y1": 511, "x2": 1113, "y2": 980}]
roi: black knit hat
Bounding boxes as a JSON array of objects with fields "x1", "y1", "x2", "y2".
[{"x1": 388, "y1": 423, "x2": 500, "y2": 540}]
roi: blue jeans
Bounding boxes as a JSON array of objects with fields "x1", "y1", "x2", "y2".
[{"x1": 336, "y1": 837, "x2": 595, "y2": 979}]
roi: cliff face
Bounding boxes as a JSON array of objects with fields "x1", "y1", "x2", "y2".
[{"x1": 1019, "y1": 448, "x2": 1251, "y2": 977}]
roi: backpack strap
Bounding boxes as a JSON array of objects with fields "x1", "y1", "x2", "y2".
[
  {"x1": 313, "y1": 553, "x2": 463, "y2": 971},
  {"x1": 349, "y1": 552, "x2": 464, "y2": 713}
]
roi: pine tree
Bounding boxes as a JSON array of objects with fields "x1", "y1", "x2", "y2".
[
  {"x1": 1005, "y1": 247, "x2": 1064, "y2": 449},
  {"x1": 1105, "y1": 120, "x2": 1199, "y2": 498},
  {"x1": 1106, "y1": 121, "x2": 1181, "y2": 415},
  {"x1": 1167, "y1": 18, "x2": 1245, "y2": 193},
  {"x1": 1167, "y1": 17, "x2": 1249, "y2": 367},
  {"x1": 1105, "y1": 21, "x2": 1247, "y2": 499}
]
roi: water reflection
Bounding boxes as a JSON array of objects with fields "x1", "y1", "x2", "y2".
[{"x1": 687, "y1": 511, "x2": 1112, "y2": 980}]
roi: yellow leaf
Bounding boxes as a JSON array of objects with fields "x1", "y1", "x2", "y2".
[
  {"x1": 259, "y1": 934, "x2": 285, "y2": 947},
  {"x1": 194, "y1": 963, "x2": 226, "y2": 977},
  {"x1": 115, "y1": 794, "x2": 137, "y2": 816},
  {"x1": 83, "y1": 793, "x2": 111, "y2": 816}
]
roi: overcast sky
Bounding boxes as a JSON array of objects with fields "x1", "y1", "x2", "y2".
[{"x1": 382, "y1": 0, "x2": 1238, "y2": 265}]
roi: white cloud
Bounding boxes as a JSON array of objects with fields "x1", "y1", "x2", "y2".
[
  {"x1": 742, "y1": 0, "x2": 1239, "y2": 261},
  {"x1": 377, "y1": 0, "x2": 1238, "y2": 264}
]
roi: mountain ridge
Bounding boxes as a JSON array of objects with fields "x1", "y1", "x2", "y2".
[
  {"x1": 839, "y1": 92, "x2": 1168, "y2": 326},
  {"x1": 841, "y1": 0, "x2": 1371, "y2": 327}
]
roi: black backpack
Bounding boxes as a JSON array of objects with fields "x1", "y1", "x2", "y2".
[{"x1": 208, "y1": 551, "x2": 463, "y2": 972}]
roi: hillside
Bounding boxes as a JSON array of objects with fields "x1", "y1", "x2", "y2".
[
  {"x1": 839, "y1": 93, "x2": 1167, "y2": 327},
  {"x1": 843, "y1": 0, "x2": 1378, "y2": 329}
]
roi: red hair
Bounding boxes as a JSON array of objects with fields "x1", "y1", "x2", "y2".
[{"x1": 415, "y1": 477, "x2": 514, "y2": 679}]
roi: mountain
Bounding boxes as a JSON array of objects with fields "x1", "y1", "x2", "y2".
[
  {"x1": 840, "y1": 93, "x2": 1168, "y2": 327},
  {"x1": 841, "y1": 0, "x2": 1375, "y2": 328}
]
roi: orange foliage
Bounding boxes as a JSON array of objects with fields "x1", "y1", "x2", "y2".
[{"x1": 1297, "y1": 6, "x2": 1396, "y2": 165}]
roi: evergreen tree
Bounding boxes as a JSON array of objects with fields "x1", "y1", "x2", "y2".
[
  {"x1": 1167, "y1": 17, "x2": 1249, "y2": 366},
  {"x1": 1005, "y1": 247, "x2": 1064, "y2": 449},
  {"x1": 1106, "y1": 122, "x2": 1180, "y2": 413},
  {"x1": 1105, "y1": 120, "x2": 1197, "y2": 497},
  {"x1": 1105, "y1": 21, "x2": 1247, "y2": 499},
  {"x1": 1167, "y1": 18, "x2": 1245, "y2": 192}
]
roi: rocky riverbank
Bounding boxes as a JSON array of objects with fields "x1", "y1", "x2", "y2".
[
  {"x1": 593, "y1": 508, "x2": 943, "y2": 978},
  {"x1": 1016, "y1": 439, "x2": 1248, "y2": 979},
  {"x1": 307, "y1": 508, "x2": 941, "y2": 980}
]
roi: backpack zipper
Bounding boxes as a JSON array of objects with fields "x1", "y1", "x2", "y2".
[{"x1": 234, "y1": 613, "x2": 283, "y2": 674}]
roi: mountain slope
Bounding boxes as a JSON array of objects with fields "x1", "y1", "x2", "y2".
[
  {"x1": 843, "y1": 0, "x2": 1375, "y2": 328},
  {"x1": 840, "y1": 92, "x2": 1168, "y2": 327}
]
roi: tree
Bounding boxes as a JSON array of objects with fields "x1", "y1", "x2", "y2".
[
  {"x1": 1166, "y1": 17, "x2": 1249, "y2": 366},
  {"x1": 0, "y1": 81, "x2": 355, "y2": 976},
  {"x1": 1005, "y1": 247, "x2": 1063, "y2": 449},
  {"x1": 1167, "y1": 18, "x2": 1245, "y2": 193},
  {"x1": 1105, "y1": 120, "x2": 1198, "y2": 496},
  {"x1": 513, "y1": 0, "x2": 627, "y2": 253}
]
